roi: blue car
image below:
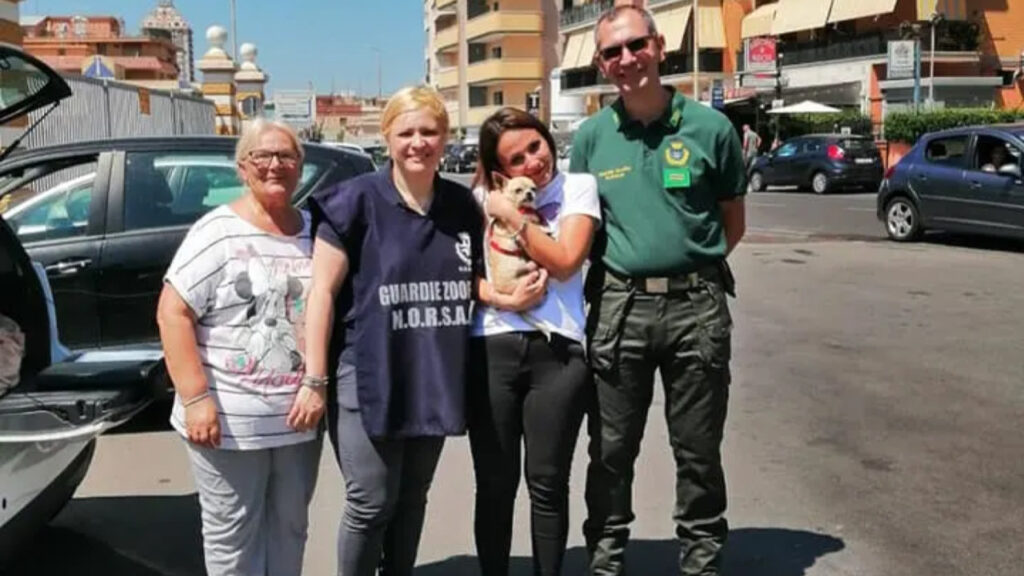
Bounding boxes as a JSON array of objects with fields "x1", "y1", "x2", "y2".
[
  {"x1": 877, "y1": 124, "x2": 1024, "y2": 242},
  {"x1": 748, "y1": 134, "x2": 883, "y2": 194}
]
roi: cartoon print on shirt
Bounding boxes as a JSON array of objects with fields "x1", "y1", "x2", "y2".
[{"x1": 230, "y1": 248, "x2": 306, "y2": 375}]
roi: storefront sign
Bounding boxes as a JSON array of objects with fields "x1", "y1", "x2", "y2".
[{"x1": 745, "y1": 37, "x2": 777, "y2": 74}]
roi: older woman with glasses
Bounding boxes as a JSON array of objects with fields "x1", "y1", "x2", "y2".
[{"x1": 157, "y1": 119, "x2": 324, "y2": 576}]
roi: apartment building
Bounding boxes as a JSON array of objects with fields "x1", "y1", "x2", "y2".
[
  {"x1": 22, "y1": 15, "x2": 181, "y2": 88},
  {"x1": 559, "y1": 0, "x2": 751, "y2": 114},
  {"x1": 425, "y1": 0, "x2": 561, "y2": 140},
  {"x1": 735, "y1": 0, "x2": 1023, "y2": 129}
]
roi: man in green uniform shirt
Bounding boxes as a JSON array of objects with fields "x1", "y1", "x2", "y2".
[{"x1": 570, "y1": 5, "x2": 746, "y2": 575}]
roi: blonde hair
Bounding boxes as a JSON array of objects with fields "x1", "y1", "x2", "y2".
[
  {"x1": 380, "y1": 85, "x2": 449, "y2": 138},
  {"x1": 235, "y1": 119, "x2": 304, "y2": 165}
]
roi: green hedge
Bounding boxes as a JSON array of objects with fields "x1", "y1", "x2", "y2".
[
  {"x1": 884, "y1": 108, "x2": 1024, "y2": 144},
  {"x1": 774, "y1": 111, "x2": 873, "y2": 141}
]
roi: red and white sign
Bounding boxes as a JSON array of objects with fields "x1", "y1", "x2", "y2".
[{"x1": 745, "y1": 37, "x2": 777, "y2": 73}]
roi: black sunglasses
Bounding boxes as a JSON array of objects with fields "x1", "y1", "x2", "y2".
[{"x1": 598, "y1": 35, "x2": 654, "y2": 62}]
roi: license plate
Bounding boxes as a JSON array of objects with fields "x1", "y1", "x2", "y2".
[{"x1": 855, "y1": 158, "x2": 874, "y2": 164}]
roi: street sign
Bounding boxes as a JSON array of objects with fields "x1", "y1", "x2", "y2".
[
  {"x1": 711, "y1": 80, "x2": 725, "y2": 110},
  {"x1": 887, "y1": 40, "x2": 916, "y2": 79}
]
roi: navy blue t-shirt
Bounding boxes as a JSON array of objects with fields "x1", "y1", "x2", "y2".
[{"x1": 310, "y1": 165, "x2": 482, "y2": 439}]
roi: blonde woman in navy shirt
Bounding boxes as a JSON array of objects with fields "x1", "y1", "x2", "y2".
[{"x1": 304, "y1": 86, "x2": 542, "y2": 576}]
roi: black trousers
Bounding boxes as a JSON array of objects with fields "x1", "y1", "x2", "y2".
[{"x1": 467, "y1": 332, "x2": 592, "y2": 576}]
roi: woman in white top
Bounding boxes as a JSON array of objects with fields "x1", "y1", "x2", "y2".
[
  {"x1": 156, "y1": 119, "x2": 325, "y2": 576},
  {"x1": 471, "y1": 107, "x2": 601, "y2": 576}
]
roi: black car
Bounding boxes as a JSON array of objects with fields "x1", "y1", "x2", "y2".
[
  {"x1": 0, "y1": 136, "x2": 374, "y2": 350},
  {"x1": 441, "y1": 143, "x2": 478, "y2": 174},
  {"x1": 749, "y1": 134, "x2": 884, "y2": 194},
  {"x1": 877, "y1": 124, "x2": 1024, "y2": 242}
]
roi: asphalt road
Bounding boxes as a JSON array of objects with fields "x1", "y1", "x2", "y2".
[{"x1": 6, "y1": 182, "x2": 1024, "y2": 575}]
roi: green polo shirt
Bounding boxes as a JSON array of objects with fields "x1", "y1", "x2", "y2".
[{"x1": 570, "y1": 89, "x2": 746, "y2": 277}]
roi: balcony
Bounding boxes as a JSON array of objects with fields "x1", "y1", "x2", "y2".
[
  {"x1": 436, "y1": 24, "x2": 458, "y2": 52},
  {"x1": 466, "y1": 11, "x2": 543, "y2": 42},
  {"x1": 467, "y1": 58, "x2": 544, "y2": 85},
  {"x1": 560, "y1": 0, "x2": 613, "y2": 31},
  {"x1": 436, "y1": 66, "x2": 459, "y2": 90},
  {"x1": 437, "y1": 0, "x2": 456, "y2": 8},
  {"x1": 560, "y1": 50, "x2": 724, "y2": 92},
  {"x1": 761, "y1": 27, "x2": 979, "y2": 69}
]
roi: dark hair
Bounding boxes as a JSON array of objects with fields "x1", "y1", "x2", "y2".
[{"x1": 472, "y1": 107, "x2": 559, "y2": 192}]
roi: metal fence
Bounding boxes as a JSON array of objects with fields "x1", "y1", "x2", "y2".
[{"x1": 20, "y1": 75, "x2": 216, "y2": 150}]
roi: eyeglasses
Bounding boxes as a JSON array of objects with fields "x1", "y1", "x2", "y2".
[
  {"x1": 247, "y1": 149, "x2": 300, "y2": 168},
  {"x1": 598, "y1": 35, "x2": 654, "y2": 63}
]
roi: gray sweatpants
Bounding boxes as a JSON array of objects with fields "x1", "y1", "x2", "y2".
[
  {"x1": 186, "y1": 438, "x2": 322, "y2": 576},
  {"x1": 329, "y1": 363, "x2": 446, "y2": 576}
]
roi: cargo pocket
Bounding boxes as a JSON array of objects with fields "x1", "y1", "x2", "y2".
[
  {"x1": 694, "y1": 282, "x2": 733, "y2": 371},
  {"x1": 586, "y1": 287, "x2": 633, "y2": 374}
]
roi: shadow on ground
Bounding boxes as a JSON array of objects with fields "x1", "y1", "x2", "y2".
[
  {"x1": 923, "y1": 232, "x2": 1024, "y2": 253},
  {"x1": 416, "y1": 527, "x2": 845, "y2": 575},
  {"x1": 2, "y1": 494, "x2": 203, "y2": 576}
]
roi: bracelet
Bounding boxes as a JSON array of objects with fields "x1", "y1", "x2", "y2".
[
  {"x1": 302, "y1": 374, "x2": 329, "y2": 389},
  {"x1": 182, "y1": 391, "x2": 210, "y2": 408}
]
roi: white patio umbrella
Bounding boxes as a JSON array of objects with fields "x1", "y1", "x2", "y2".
[{"x1": 767, "y1": 100, "x2": 842, "y2": 114}]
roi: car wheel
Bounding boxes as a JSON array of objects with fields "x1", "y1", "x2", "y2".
[
  {"x1": 749, "y1": 171, "x2": 765, "y2": 192},
  {"x1": 885, "y1": 196, "x2": 923, "y2": 242},
  {"x1": 811, "y1": 171, "x2": 829, "y2": 194}
]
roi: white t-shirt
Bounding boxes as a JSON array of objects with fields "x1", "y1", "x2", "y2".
[
  {"x1": 165, "y1": 205, "x2": 316, "y2": 450},
  {"x1": 472, "y1": 172, "x2": 601, "y2": 343}
]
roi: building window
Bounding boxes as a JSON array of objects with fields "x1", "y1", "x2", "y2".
[
  {"x1": 490, "y1": 46, "x2": 502, "y2": 59},
  {"x1": 492, "y1": 91, "x2": 504, "y2": 106},
  {"x1": 470, "y1": 87, "x2": 488, "y2": 107},
  {"x1": 469, "y1": 43, "x2": 487, "y2": 64}
]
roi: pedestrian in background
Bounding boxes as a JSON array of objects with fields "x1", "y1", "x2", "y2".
[
  {"x1": 303, "y1": 85, "x2": 482, "y2": 576},
  {"x1": 742, "y1": 123, "x2": 762, "y2": 168},
  {"x1": 157, "y1": 119, "x2": 324, "y2": 576},
  {"x1": 469, "y1": 107, "x2": 600, "y2": 575},
  {"x1": 569, "y1": 5, "x2": 747, "y2": 575}
]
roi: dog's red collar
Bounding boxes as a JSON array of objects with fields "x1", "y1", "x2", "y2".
[{"x1": 489, "y1": 239, "x2": 522, "y2": 256}]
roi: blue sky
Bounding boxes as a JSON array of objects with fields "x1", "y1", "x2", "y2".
[{"x1": 25, "y1": 0, "x2": 427, "y2": 97}]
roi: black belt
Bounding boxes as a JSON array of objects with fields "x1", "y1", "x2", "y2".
[{"x1": 603, "y1": 264, "x2": 722, "y2": 294}]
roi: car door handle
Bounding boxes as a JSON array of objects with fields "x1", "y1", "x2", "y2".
[{"x1": 45, "y1": 258, "x2": 92, "y2": 276}]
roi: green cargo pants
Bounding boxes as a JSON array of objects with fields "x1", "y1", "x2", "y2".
[{"x1": 583, "y1": 264, "x2": 733, "y2": 576}]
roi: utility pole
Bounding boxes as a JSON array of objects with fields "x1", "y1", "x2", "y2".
[
  {"x1": 912, "y1": 23, "x2": 922, "y2": 112},
  {"x1": 229, "y1": 0, "x2": 238, "y2": 60},
  {"x1": 692, "y1": 0, "x2": 700, "y2": 99},
  {"x1": 928, "y1": 13, "x2": 943, "y2": 107}
]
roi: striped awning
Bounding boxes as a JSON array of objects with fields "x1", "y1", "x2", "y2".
[
  {"x1": 697, "y1": 0, "x2": 726, "y2": 50},
  {"x1": 772, "y1": 0, "x2": 835, "y2": 36},
  {"x1": 577, "y1": 30, "x2": 596, "y2": 68},
  {"x1": 917, "y1": 0, "x2": 967, "y2": 21},
  {"x1": 653, "y1": 3, "x2": 693, "y2": 52},
  {"x1": 560, "y1": 31, "x2": 585, "y2": 70},
  {"x1": 828, "y1": 0, "x2": 898, "y2": 24},
  {"x1": 741, "y1": 3, "x2": 777, "y2": 39}
]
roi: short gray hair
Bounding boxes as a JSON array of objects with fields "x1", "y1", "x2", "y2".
[
  {"x1": 235, "y1": 119, "x2": 304, "y2": 166},
  {"x1": 594, "y1": 5, "x2": 659, "y2": 50}
]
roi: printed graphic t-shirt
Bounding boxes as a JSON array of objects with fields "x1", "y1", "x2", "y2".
[
  {"x1": 310, "y1": 166, "x2": 482, "y2": 439},
  {"x1": 165, "y1": 205, "x2": 316, "y2": 450},
  {"x1": 472, "y1": 172, "x2": 601, "y2": 343}
]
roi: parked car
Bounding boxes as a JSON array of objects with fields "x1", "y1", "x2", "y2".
[
  {"x1": 320, "y1": 141, "x2": 377, "y2": 169},
  {"x1": 0, "y1": 136, "x2": 375, "y2": 351},
  {"x1": 748, "y1": 134, "x2": 883, "y2": 194},
  {"x1": 877, "y1": 124, "x2": 1024, "y2": 242},
  {"x1": 441, "y1": 143, "x2": 478, "y2": 173},
  {"x1": 0, "y1": 44, "x2": 165, "y2": 566}
]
